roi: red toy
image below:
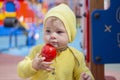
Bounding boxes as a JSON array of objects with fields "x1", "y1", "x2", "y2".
[{"x1": 40, "y1": 44, "x2": 57, "y2": 62}]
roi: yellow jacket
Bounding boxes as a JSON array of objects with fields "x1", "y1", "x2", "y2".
[{"x1": 17, "y1": 44, "x2": 94, "y2": 80}]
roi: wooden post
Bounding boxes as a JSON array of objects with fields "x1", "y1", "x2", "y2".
[{"x1": 89, "y1": 0, "x2": 105, "y2": 80}]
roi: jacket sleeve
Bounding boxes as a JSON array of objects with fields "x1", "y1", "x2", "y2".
[
  {"x1": 69, "y1": 47, "x2": 94, "y2": 80},
  {"x1": 17, "y1": 45, "x2": 43, "y2": 79}
]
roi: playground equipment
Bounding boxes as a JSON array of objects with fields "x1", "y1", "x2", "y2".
[
  {"x1": 79, "y1": 0, "x2": 120, "y2": 79},
  {"x1": 87, "y1": 0, "x2": 120, "y2": 80},
  {"x1": 3, "y1": 0, "x2": 19, "y2": 28},
  {"x1": 91, "y1": 0, "x2": 120, "y2": 64},
  {"x1": 0, "y1": 0, "x2": 44, "y2": 51}
]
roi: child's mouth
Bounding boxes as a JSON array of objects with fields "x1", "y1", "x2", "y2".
[{"x1": 49, "y1": 42, "x2": 57, "y2": 47}]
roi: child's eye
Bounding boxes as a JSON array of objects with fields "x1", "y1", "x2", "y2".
[
  {"x1": 46, "y1": 30, "x2": 51, "y2": 33},
  {"x1": 57, "y1": 31, "x2": 63, "y2": 34}
]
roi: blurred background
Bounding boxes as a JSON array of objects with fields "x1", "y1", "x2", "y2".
[
  {"x1": 0, "y1": 0, "x2": 120, "y2": 80},
  {"x1": 0, "y1": 0, "x2": 83, "y2": 56}
]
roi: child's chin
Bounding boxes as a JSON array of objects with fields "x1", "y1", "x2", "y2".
[
  {"x1": 52, "y1": 45, "x2": 58, "y2": 48},
  {"x1": 49, "y1": 43, "x2": 58, "y2": 48}
]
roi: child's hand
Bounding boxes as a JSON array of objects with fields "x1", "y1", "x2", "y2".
[
  {"x1": 32, "y1": 54, "x2": 54, "y2": 71},
  {"x1": 81, "y1": 72, "x2": 92, "y2": 80}
]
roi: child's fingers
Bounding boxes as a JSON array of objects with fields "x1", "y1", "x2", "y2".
[
  {"x1": 46, "y1": 68, "x2": 54, "y2": 71},
  {"x1": 38, "y1": 57, "x2": 46, "y2": 62},
  {"x1": 81, "y1": 72, "x2": 91, "y2": 80},
  {"x1": 36, "y1": 53, "x2": 40, "y2": 57},
  {"x1": 41, "y1": 62, "x2": 53, "y2": 69},
  {"x1": 39, "y1": 63, "x2": 54, "y2": 71},
  {"x1": 35, "y1": 53, "x2": 54, "y2": 71},
  {"x1": 36, "y1": 53, "x2": 45, "y2": 61},
  {"x1": 45, "y1": 66, "x2": 55, "y2": 71},
  {"x1": 87, "y1": 77, "x2": 92, "y2": 80},
  {"x1": 42, "y1": 61, "x2": 53, "y2": 65}
]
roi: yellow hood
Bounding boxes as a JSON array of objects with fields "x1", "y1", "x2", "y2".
[{"x1": 43, "y1": 3, "x2": 76, "y2": 43}]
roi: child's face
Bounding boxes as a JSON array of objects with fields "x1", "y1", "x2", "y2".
[{"x1": 44, "y1": 17, "x2": 69, "y2": 50}]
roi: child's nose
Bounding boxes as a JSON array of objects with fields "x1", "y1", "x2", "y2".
[{"x1": 50, "y1": 33, "x2": 56, "y2": 39}]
